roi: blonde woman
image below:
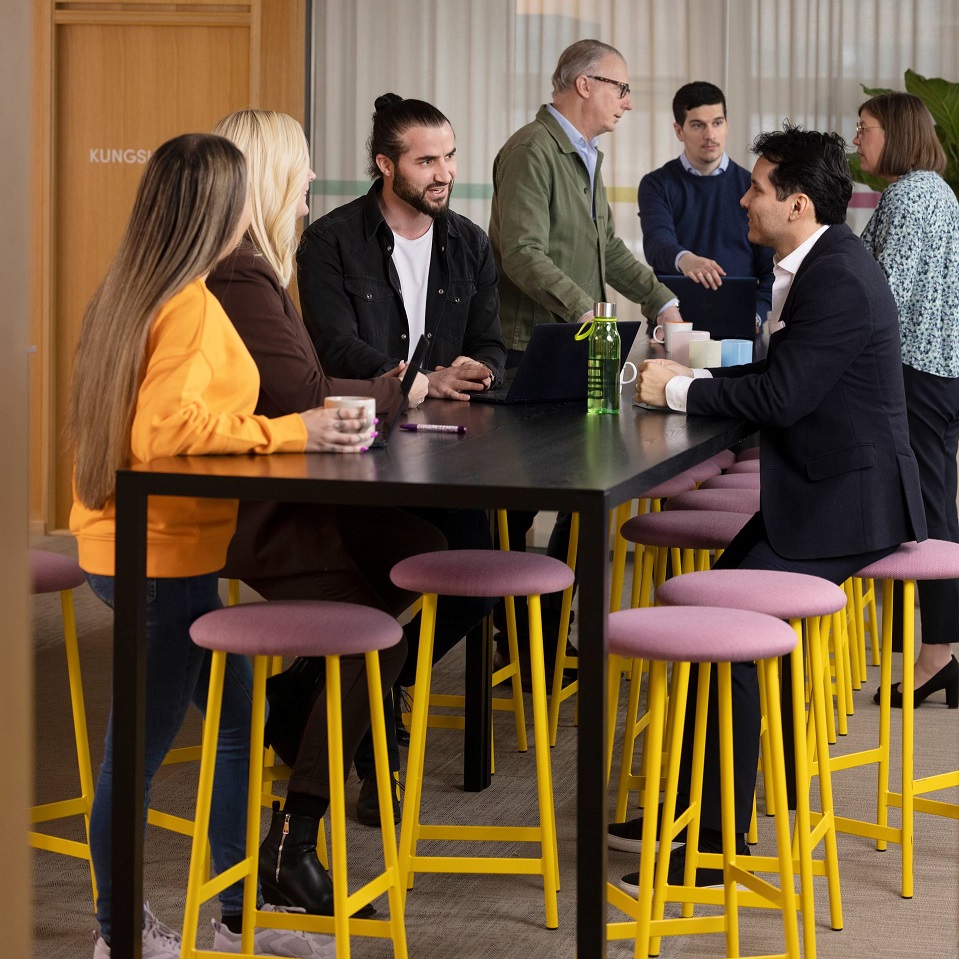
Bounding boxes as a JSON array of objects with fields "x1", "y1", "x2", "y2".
[
  {"x1": 207, "y1": 109, "x2": 447, "y2": 912},
  {"x1": 70, "y1": 133, "x2": 364, "y2": 958}
]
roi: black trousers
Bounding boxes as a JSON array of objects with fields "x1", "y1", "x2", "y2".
[
  {"x1": 244, "y1": 507, "x2": 446, "y2": 794},
  {"x1": 902, "y1": 363, "x2": 959, "y2": 645},
  {"x1": 677, "y1": 511, "x2": 898, "y2": 833}
]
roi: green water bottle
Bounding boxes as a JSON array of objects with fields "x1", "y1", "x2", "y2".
[{"x1": 586, "y1": 301, "x2": 621, "y2": 414}]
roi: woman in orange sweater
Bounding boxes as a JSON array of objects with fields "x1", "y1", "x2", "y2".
[{"x1": 69, "y1": 133, "x2": 365, "y2": 959}]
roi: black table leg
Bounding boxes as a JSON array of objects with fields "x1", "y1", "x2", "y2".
[
  {"x1": 463, "y1": 618, "x2": 492, "y2": 791},
  {"x1": 111, "y1": 478, "x2": 148, "y2": 959},
  {"x1": 576, "y1": 500, "x2": 609, "y2": 957}
]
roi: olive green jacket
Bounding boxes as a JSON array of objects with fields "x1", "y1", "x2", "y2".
[{"x1": 489, "y1": 105, "x2": 674, "y2": 351}]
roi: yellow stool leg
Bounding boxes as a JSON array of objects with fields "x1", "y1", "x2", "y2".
[
  {"x1": 527, "y1": 595, "x2": 560, "y2": 926},
  {"x1": 62, "y1": 588, "x2": 97, "y2": 903},
  {"x1": 398, "y1": 594, "x2": 438, "y2": 894},
  {"x1": 496, "y1": 510, "x2": 528, "y2": 755},
  {"x1": 876, "y1": 579, "x2": 895, "y2": 852},
  {"x1": 716, "y1": 663, "x2": 742, "y2": 959},
  {"x1": 324, "y1": 656, "x2": 352, "y2": 956},
  {"x1": 549, "y1": 511, "x2": 579, "y2": 745},
  {"x1": 365, "y1": 650, "x2": 408, "y2": 958}
]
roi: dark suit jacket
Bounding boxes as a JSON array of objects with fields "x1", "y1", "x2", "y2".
[
  {"x1": 687, "y1": 223, "x2": 926, "y2": 560},
  {"x1": 207, "y1": 239, "x2": 402, "y2": 578}
]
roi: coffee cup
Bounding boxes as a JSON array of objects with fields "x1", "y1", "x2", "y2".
[
  {"x1": 620, "y1": 361, "x2": 638, "y2": 387},
  {"x1": 688, "y1": 338, "x2": 722, "y2": 369},
  {"x1": 670, "y1": 329, "x2": 709, "y2": 368},
  {"x1": 720, "y1": 338, "x2": 754, "y2": 367},
  {"x1": 323, "y1": 395, "x2": 376, "y2": 440},
  {"x1": 652, "y1": 320, "x2": 693, "y2": 353}
]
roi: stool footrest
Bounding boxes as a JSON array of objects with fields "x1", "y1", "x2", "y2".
[
  {"x1": 27, "y1": 833, "x2": 91, "y2": 859},
  {"x1": 417, "y1": 823, "x2": 542, "y2": 843},
  {"x1": 886, "y1": 791, "x2": 959, "y2": 819},
  {"x1": 826, "y1": 746, "x2": 882, "y2": 772},
  {"x1": 147, "y1": 809, "x2": 194, "y2": 836},
  {"x1": 833, "y1": 814, "x2": 901, "y2": 845},
  {"x1": 410, "y1": 854, "x2": 546, "y2": 876},
  {"x1": 29, "y1": 797, "x2": 89, "y2": 823}
]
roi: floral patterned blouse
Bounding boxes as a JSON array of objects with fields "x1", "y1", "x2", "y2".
[{"x1": 861, "y1": 169, "x2": 959, "y2": 378}]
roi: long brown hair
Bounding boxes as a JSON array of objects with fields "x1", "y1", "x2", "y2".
[
  {"x1": 70, "y1": 133, "x2": 248, "y2": 509},
  {"x1": 212, "y1": 109, "x2": 310, "y2": 287}
]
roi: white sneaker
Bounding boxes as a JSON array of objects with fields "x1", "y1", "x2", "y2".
[
  {"x1": 91, "y1": 903, "x2": 182, "y2": 959},
  {"x1": 211, "y1": 904, "x2": 336, "y2": 958}
]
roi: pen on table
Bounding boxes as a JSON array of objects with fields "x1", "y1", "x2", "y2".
[{"x1": 399, "y1": 423, "x2": 467, "y2": 434}]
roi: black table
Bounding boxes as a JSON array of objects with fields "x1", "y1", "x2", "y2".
[{"x1": 110, "y1": 395, "x2": 752, "y2": 958}]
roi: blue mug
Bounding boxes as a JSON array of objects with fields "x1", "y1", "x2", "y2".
[{"x1": 721, "y1": 338, "x2": 753, "y2": 366}]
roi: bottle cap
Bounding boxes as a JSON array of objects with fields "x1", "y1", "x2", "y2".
[{"x1": 594, "y1": 302, "x2": 617, "y2": 318}]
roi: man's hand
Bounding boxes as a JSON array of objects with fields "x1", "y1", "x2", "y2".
[
  {"x1": 635, "y1": 358, "x2": 691, "y2": 408},
  {"x1": 426, "y1": 360, "x2": 491, "y2": 401},
  {"x1": 678, "y1": 252, "x2": 726, "y2": 290},
  {"x1": 380, "y1": 361, "x2": 407, "y2": 379}
]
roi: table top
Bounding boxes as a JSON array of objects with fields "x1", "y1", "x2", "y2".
[{"x1": 120, "y1": 395, "x2": 754, "y2": 512}]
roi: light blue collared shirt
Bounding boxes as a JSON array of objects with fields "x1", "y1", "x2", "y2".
[{"x1": 546, "y1": 103, "x2": 599, "y2": 219}]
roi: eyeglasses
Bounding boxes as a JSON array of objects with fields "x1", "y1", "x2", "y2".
[
  {"x1": 587, "y1": 75, "x2": 631, "y2": 99},
  {"x1": 855, "y1": 121, "x2": 882, "y2": 136}
]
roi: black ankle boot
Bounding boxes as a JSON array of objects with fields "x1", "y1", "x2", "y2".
[
  {"x1": 259, "y1": 802, "x2": 375, "y2": 918},
  {"x1": 264, "y1": 658, "x2": 324, "y2": 766}
]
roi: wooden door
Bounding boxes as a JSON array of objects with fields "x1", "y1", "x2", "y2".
[{"x1": 33, "y1": 0, "x2": 306, "y2": 530}]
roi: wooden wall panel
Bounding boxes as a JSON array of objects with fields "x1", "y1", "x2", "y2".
[{"x1": 33, "y1": 1, "x2": 305, "y2": 531}]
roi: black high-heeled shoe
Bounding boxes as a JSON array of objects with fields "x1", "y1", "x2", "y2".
[{"x1": 874, "y1": 654, "x2": 959, "y2": 709}]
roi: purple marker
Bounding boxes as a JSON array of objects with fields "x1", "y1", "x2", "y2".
[{"x1": 399, "y1": 423, "x2": 467, "y2": 434}]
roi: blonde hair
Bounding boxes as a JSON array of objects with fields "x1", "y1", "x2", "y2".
[
  {"x1": 212, "y1": 109, "x2": 311, "y2": 286},
  {"x1": 69, "y1": 133, "x2": 248, "y2": 509}
]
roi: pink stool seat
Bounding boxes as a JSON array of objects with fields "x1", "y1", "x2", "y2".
[
  {"x1": 700, "y1": 473, "x2": 761, "y2": 491},
  {"x1": 726, "y1": 459, "x2": 761, "y2": 474},
  {"x1": 677, "y1": 459, "x2": 723, "y2": 485},
  {"x1": 705, "y1": 449, "x2": 737, "y2": 471},
  {"x1": 657, "y1": 569, "x2": 847, "y2": 620},
  {"x1": 620, "y1": 509, "x2": 749, "y2": 550},
  {"x1": 736, "y1": 447, "x2": 761, "y2": 462},
  {"x1": 855, "y1": 539, "x2": 959, "y2": 581},
  {"x1": 639, "y1": 473, "x2": 698, "y2": 500},
  {"x1": 664, "y1": 487, "x2": 761, "y2": 515},
  {"x1": 30, "y1": 550, "x2": 86, "y2": 594},
  {"x1": 609, "y1": 606, "x2": 797, "y2": 663},
  {"x1": 189, "y1": 601, "x2": 403, "y2": 657},
  {"x1": 390, "y1": 549, "x2": 574, "y2": 597}
]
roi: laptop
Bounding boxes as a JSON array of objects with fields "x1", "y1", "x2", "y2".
[
  {"x1": 473, "y1": 321, "x2": 641, "y2": 404},
  {"x1": 656, "y1": 275, "x2": 759, "y2": 340},
  {"x1": 370, "y1": 334, "x2": 429, "y2": 447}
]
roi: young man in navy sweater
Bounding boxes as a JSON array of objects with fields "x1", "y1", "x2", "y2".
[{"x1": 637, "y1": 82, "x2": 774, "y2": 337}]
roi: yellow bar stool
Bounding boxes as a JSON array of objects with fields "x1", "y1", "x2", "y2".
[
  {"x1": 28, "y1": 549, "x2": 97, "y2": 905},
  {"x1": 181, "y1": 600, "x2": 408, "y2": 959},
  {"x1": 604, "y1": 605, "x2": 801, "y2": 959},
  {"x1": 611, "y1": 510, "x2": 750, "y2": 823},
  {"x1": 390, "y1": 549, "x2": 575, "y2": 929},
  {"x1": 831, "y1": 539, "x2": 959, "y2": 899},
  {"x1": 656, "y1": 569, "x2": 849, "y2": 959}
]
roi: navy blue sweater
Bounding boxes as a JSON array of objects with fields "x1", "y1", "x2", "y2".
[{"x1": 638, "y1": 158, "x2": 774, "y2": 318}]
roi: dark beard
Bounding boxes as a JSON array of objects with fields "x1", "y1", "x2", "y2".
[{"x1": 392, "y1": 171, "x2": 453, "y2": 219}]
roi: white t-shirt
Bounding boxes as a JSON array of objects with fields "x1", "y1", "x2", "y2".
[{"x1": 392, "y1": 226, "x2": 433, "y2": 360}]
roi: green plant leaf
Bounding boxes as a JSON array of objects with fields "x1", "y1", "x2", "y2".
[
  {"x1": 860, "y1": 83, "x2": 895, "y2": 97},
  {"x1": 904, "y1": 70, "x2": 959, "y2": 200},
  {"x1": 847, "y1": 151, "x2": 888, "y2": 193}
]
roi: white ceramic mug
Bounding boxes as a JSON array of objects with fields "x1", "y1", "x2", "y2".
[
  {"x1": 688, "y1": 338, "x2": 722, "y2": 369},
  {"x1": 323, "y1": 395, "x2": 376, "y2": 441},
  {"x1": 652, "y1": 320, "x2": 693, "y2": 352},
  {"x1": 620, "y1": 361, "x2": 638, "y2": 387},
  {"x1": 670, "y1": 329, "x2": 709, "y2": 368}
]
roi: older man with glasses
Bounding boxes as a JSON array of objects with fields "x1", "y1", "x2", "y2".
[{"x1": 487, "y1": 39, "x2": 683, "y2": 687}]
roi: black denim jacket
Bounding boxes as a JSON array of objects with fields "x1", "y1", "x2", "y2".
[{"x1": 297, "y1": 182, "x2": 506, "y2": 383}]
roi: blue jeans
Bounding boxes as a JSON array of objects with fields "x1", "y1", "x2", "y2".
[{"x1": 86, "y1": 572, "x2": 254, "y2": 942}]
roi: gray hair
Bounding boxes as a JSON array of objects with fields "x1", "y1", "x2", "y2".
[{"x1": 551, "y1": 39, "x2": 623, "y2": 96}]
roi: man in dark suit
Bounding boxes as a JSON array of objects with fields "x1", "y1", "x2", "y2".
[{"x1": 619, "y1": 124, "x2": 928, "y2": 888}]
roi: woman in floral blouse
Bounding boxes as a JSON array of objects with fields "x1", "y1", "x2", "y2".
[{"x1": 856, "y1": 91, "x2": 959, "y2": 709}]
